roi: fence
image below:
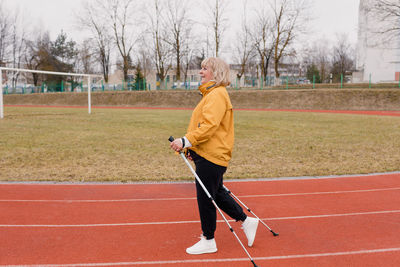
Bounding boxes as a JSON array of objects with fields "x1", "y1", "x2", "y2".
[
  {"x1": 1, "y1": 80, "x2": 149, "y2": 95},
  {"x1": 2, "y1": 74, "x2": 400, "y2": 95},
  {"x1": 230, "y1": 74, "x2": 400, "y2": 90}
]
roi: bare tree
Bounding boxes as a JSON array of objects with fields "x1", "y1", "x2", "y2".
[
  {"x1": 313, "y1": 39, "x2": 331, "y2": 83},
  {"x1": 204, "y1": 0, "x2": 229, "y2": 57},
  {"x1": 368, "y1": 0, "x2": 400, "y2": 41},
  {"x1": 78, "y1": 40, "x2": 95, "y2": 74},
  {"x1": 232, "y1": 0, "x2": 253, "y2": 87},
  {"x1": 105, "y1": 0, "x2": 140, "y2": 82},
  {"x1": 250, "y1": 1, "x2": 275, "y2": 85},
  {"x1": 0, "y1": 2, "x2": 10, "y2": 66},
  {"x1": 181, "y1": 37, "x2": 202, "y2": 86},
  {"x1": 9, "y1": 8, "x2": 27, "y2": 89},
  {"x1": 330, "y1": 34, "x2": 355, "y2": 82},
  {"x1": 24, "y1": 31, "x2": 51, "y2": 86},
  {"x1": 147, "y1": 0, "x2": 171, "y2": 89},
  {"x1": 270, "y1": 0, "x2": 310, "y2": 84},
  {"x1": 300, "y1": 38, "x2": 331, "y2": 83},
  {"x1": 77, "y1": 0, "x2": 112, "y2": 82},
  {"x1": 164, "y1": 0, "x2": 192, "y2": 85},
  {"x1": 136, "y1": 37, "x2": 153, "y2": 86}
]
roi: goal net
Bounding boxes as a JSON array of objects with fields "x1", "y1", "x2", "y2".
[{"x1": 0, "y1": 67, "x2": 102, "y2": 119}]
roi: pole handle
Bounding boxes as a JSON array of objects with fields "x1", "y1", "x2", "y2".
[{"x1": 168, "y1": 136, "x2": 183, "y2": 154}]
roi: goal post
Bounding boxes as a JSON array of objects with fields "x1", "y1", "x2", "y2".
[{"x1": 0, "y1": 67, "x2": 102, "y2": 119}]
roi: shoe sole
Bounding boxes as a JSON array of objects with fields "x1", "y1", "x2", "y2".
[{"x1": 186, "y1": 248, "x2": 217, "y2": 255}]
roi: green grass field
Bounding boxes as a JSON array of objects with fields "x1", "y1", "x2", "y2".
[{"x1": 1, "y1": 106, "x2": 400, "y2": 182}]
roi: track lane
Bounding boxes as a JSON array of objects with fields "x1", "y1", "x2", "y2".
[
  {"x1": 1, "y1": 173, "x2": 399, "y2": 266},
  {"x1": 1, "y1": 173, "x2": 399, "y2": 201},
  {"x1": 0, "y1": 188, "x2": 399, "y2": 225},
  {"x1": 0, "y1": 213, "x2": 399, "y2": 266}
]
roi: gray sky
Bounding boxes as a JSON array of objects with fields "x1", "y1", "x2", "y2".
[
  {"x1": 309, "y1": 0, "x2": 359, "y2": 43},
  {"x1": 2, "y1": 0, "x2": 360, "y2": 58},
  {"x1": 3, "y1": 0, "x2": 360, "y2": 40}
]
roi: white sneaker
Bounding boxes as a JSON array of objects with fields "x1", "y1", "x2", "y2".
[
  {"x1": 186, "y1": 235, "x2": 217, "y2": 255},
  {"x1": 242, "y1": 217, "x2": 259, "y2": 247}
]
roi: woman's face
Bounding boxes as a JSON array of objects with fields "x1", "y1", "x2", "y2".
[{"x1": 199, "y1": 65, "x2": 213, "y2": 84}]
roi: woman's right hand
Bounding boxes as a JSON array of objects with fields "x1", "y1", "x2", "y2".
[{"x1": 170, "y1": 138, "x2": 183, "y2": 152}]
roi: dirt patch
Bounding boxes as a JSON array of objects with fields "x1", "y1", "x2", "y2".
[{"x1": 4, "y1": 88, "x2": 400, "y2": 110}]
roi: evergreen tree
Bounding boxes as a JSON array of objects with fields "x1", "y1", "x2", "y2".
[
  {"x1": 46, "y1": 31, "x2": 79, "y2": 91},
  {"x1": 134, "y1": 65, "x2": 145, "y2": 90},
  {"x1": 51, "y1": 30, "x2": 78, "y2": 73},
  {"x1": 306, "y1": 64, "x2": 321, "y2": 83}
]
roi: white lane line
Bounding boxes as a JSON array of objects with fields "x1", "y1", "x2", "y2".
[
  {"x1": 1, "y1": 187, "x2": 399, "y2": 203},
  {"x1": 2, "y1": 247, "x2": 400, "y2": 266},
  {"x1": 0, "y1": 197, "x2": 197, "y2": 203},
  {"x1": 266, "y1": 209, "x2": 400, "y2": 221},
  {"x1": 248, "y1": 187, "x2": 400, "y2": 198},
  {"x1": 1, "y1": 210, "x2": 399, "y2": 228}
]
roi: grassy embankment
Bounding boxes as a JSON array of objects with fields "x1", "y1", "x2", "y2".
[{"x1": 4, "y1": 88, "x2": 400, "y2": 111}]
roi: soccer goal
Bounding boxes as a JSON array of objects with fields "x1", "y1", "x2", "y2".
[{"x1": 0, "y1": 67, "x2": 102, "y2": 119}]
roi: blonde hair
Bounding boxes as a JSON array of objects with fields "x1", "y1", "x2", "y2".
[{"x1": 201, "y1": 57, "x2": 231, "y2": 87}]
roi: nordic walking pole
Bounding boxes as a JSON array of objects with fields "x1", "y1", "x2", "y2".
[
  {"x1": 168, "y1": 136, "x2": 259, "y2": 267},
  {"x1": 223, "y1": 185, "x2": 279, "y2": 236}
]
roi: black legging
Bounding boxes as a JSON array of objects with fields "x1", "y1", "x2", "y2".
[{"x1": 190, "y1": 150, "x2": 247, "y2": 239}]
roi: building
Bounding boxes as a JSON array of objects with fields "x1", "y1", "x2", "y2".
[
  {"x1": 355, "y1": 0, "x2": 400, "y2": 83},
  {"x1": 108, "y1": 67, "x2": 240, "y2": 90},
  {"x1": 107, "y1": 59, "x2": 302, "y2": 90}
]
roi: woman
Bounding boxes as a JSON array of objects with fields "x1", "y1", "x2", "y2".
[{"x1": 170, "y1": 57, "x2": 259, "y2": 255}]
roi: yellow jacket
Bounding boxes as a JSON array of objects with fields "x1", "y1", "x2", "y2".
[{"x1": 185, "y1": 81, "x2": 234, "y2": 167}]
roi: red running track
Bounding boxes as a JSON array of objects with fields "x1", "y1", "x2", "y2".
[{"x1": 1, "y1": 173, "x2": 400, "y2": 266}]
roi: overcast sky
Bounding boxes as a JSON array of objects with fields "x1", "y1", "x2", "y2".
[{"x1": 2, "y1": 0, "x2": 360, "y2": 60}]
